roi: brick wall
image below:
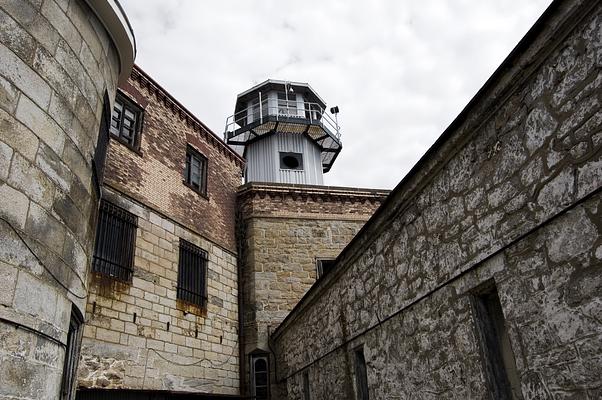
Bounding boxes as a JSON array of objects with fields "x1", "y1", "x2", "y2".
[
  {"x1": 103, "y1": 66, "x2": 244, "y2": 253},
  {"x1": 272, "y1": 1, "x2": 602, "y2": 398},
  {"x1": 78, "y1": 187, "x2": 239, "y2": 394}
]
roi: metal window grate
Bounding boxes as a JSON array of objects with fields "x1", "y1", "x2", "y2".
[
  {"x1": 177, "y1": 239, "x2": 208, "y2": 308},
  {"x1": 92, "y1": 201, "x2": 137, "y2": 281}
]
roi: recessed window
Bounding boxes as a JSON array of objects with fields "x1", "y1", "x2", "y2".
[
  {"x1": 280, "y1": 152, "x2": 303, "y2": 170},
  {"x1": 316, "y1": 259, "x2": 336, "y2": 280},
  {"x1": 110, "y1": 92, "x2": 143, "y2": 150},
  {"x1": 471, "y1": 282, "x2": 522, "y2": 399},
  {"x1": 60, "y1": 306, "x2": 84, "y2": 400},
  {"x1": 92, "y1": 200, "x2": 137, "y2": 281},
  {"x1": 251, "y1": 355, "x2": 269, "y2": 400},
  {"x1": 177, "y1": 239, "x2": 208, "y2": 308},
  {"x1": 92, "y1": 92, "x2": 111, "y2": 195},
  {"x1": 303, "y1": 371, "x2": 310, "y2": 400},
  {"x1": 184, "y1": 146, "x2": 208, "y2": 196},
  {"x1": 354, "y1": 346, "x2": 369, "y2": 400}
]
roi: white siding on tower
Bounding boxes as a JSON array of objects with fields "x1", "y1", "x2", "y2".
[{"x1": 245, "y1": 133, "x2": 323, "y2": 185}]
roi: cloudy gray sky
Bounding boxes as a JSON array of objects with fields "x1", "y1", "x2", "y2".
[{"x1": 120, "y1": 0, "x2": 553, "y2": 189}]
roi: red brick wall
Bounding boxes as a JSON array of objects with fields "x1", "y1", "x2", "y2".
[{"x1": 104, "y1": 66, "x2": 244, "y2": 253}]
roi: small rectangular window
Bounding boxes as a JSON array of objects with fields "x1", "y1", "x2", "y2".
[
  {"x1": 251, "y1": 355, "x2": 270, "y2": 400},
  {"x1": 316, "y1": 259, "x2": 336, "y2": 280},
  {"x1": 60, "y1": 306, "x2": 84, "y2": 400},
  {"x1": 92, "y1": 200, "x2": 137, "y2": 281},
  {"x1": 184, "y1": 146, "x2": 208, "y2": 196},
  {"x1": 280, "y1": 152, "x2": 303, "y2": 170},
  {"x1": 354, "y1": 346, "x2": 369, "y2": 400},
  {"x1": 177, "y1": 239, "x2": 208, "y2": 308},
  {"x1": 110, "y1": 92, "x2": 143, "y2": 150},
  {"x1": 303, "y1": 371, "x2": 310, "y2": 400},
  {"x1": 471, "y1": 282, "x2": 523, "y2": 399}
]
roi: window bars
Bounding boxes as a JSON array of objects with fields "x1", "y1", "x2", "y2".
[
  {"x1": 92, "y1": 200, "x2": 137, "y2": 281},
  {"x1": 177, "y1": 239, "x2": 208, "y2": 308}
]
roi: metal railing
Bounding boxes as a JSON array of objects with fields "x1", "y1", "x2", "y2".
[{"x1": 224, "y1": 96, "x2": 341, "y2": 141}]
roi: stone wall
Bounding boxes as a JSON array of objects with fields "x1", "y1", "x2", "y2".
[
  {"x1": 78, "y1": 187, "x2": 240, "y2": 395},
  {"x1": 0, "y1": 0, "x2": 132, "y2": 398},
  {"x1": 237, "y1": 183, "x2": 388, "y2": 396},
  {"x1": 272, "y1": 0, "x2": 602, "y2": 399},
  {"x1": 104, "y1": 66, "x2": 245, "y2": 253}
]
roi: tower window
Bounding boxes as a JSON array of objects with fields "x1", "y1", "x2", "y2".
[
  {"x1": 110, "y1": 92, "x2": 143, "y2": 150},
  {"x1": 280, "y1": 152, "x2": 303, "y2": 170},
  {"x1": 184, "y1": 146, "x2": 208, "y2": 196},
  {"x1": 92, "y1": 200, "x2": 137, "y2": 282},
  {"x1": 251, "y1": 355, "x2": 270, "y2": 400},
  {"x1": 471, "y1": 282, "x2": 522, "y2": 399},
  {"x1": 177, "y1": 239, "x2": 208, "y2": 308}
]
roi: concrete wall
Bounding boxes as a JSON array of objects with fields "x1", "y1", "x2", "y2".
[
  {"x1": 78, "y1": 187, "x2": 240, "y2": 395},
  {"x1": 272, "y1": 0, "x2": 602, "y2": 399},
  {"x1": 0, "y1": 0, "x2": 131, "y2": 398},
  {"x1": 237, "y1": 183, "x2": 388, "y2": 396}
]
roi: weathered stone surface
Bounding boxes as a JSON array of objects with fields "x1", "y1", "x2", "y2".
[
  {"x1": 0, "y1": 0, "x2": 128, "y2": 398},
  {"x1": 272, "y1": 2, "x2": 602, "y2": 399}
]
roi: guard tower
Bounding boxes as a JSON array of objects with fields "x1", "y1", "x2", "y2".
[{"x1": 224, "y1": 80, "x2": 342, "y2": 185}]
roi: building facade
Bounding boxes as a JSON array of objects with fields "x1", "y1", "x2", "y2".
[
  {"x1": 76, "y1": 65, "x2": 245, "y2": 398},
  {"x1": 0, "y1": 0, "x2": 600, "y2": 399},
  {"x1": 0, "y1": 0, "x2": 134, "y2": 399},
  {"x1": 272, "y1": 0, "x2": 602, "y2": 398}
]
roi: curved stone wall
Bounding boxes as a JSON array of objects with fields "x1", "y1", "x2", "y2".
[{"x1": 0, "y1": 0, "x2": 133, "y2": 398}]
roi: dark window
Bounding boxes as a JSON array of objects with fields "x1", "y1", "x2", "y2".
[
  {"x1": 177, "y1": 239, "x2": 208, "y2": 308},
  {"x1": 251, "y1": 355, "x2": 269, "y2": 400},
  {"x1": 110, "y1": 92, "x2": 143, "y2": 149},
  {"x1": 184, "y1": 146, "x2": 208, "y2": 196},
  {"x1": 61, "y1": 306, "x2": 84, "y2": 400},
  {"x1": 303, "y1": 371, "x2": 310, "y2": 400},
  {"x1": 277, "y1": 91, "x2": 296, "y2": 116},
  {"x1": 316, "y1": 259, "x2": 336, "y2": 279},
  {"x1": 279, "y1": 152, "x2": 303, "y2": 170},
  {"x1": 92, "y1": 92, "x2": 111, "y2": 196},
  {"x1": 354, "y1": 347, "x2": 369, "y2": 400},
  {"x1": 471, "y1": 282, "x2": 523, "y2": 399},
  {"x1": 92, "y1": 200, "x2": 137, "y2": 281}
]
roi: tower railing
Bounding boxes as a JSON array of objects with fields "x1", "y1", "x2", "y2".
[{"x1": 224, "y1": 96, "x2": 341, "y2": 143}]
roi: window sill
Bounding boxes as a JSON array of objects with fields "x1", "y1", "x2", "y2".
[{"x1": 182, "y1": 180, "x2": 209, "y2": 200}]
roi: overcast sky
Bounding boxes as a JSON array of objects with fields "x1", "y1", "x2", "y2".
[{"x1": 120, "y1": 0, "x2": 553, "y2": 189}]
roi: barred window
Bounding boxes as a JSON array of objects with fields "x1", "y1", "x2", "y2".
[
  {"x1": 92, "y1": 201, "x2": 137, "y2": 281},
  {"x1": 184, "y1": 146, "x2": 208, "y2": 196},
  {"x1": 177, "y1": 239, "x2": 208, "y2": 308},
  {"x1": 110, "y1": 92, "x2": 143, "y2": 150}
]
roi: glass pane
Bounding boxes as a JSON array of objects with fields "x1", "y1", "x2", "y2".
[
  {"x1": 256, "y1": 372, "x2": 267, "y2": 386},
  {"x1": 255, "y1": 358, "x2": 267, "y2": 372}
]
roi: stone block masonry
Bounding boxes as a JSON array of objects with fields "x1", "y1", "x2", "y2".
[
  {"x1": 78, "y1": 187, "x2": 240, "y2": 395},
  {"x1": 237, "y1": 182, "x2": 388, "y2": 397},
  {"x1": 0, "y1": 0, "x2": 133, "y2": 398},
  {"x1": 272, "y1": 0, "x2": 602, "y2": 399}
]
